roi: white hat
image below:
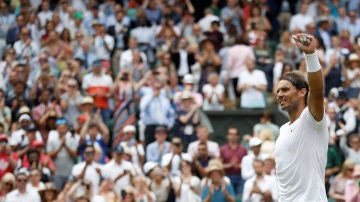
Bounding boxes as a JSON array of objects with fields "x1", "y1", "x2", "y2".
[
  {"x1": 182, "y1": 74, "x2": 194, "y2": 84},
  {"x1": 18, "y1": 114, "x2": 31, "y2": 122},
  {"x1": 18, "y1": 106, "x2": 30, "y2": 115},
  {"x1": 143, "y1": 161, "x2": 159, "y2": 175},
  {"x1": 249, "y1": 137, "x2": 263, "y2": 147},
  {"x1": 16, "y1": 168, "x2": 29, "y2": 177},
  {"x1": 123, "y1": 125, "x2": 136, "y2": 133},
  {"x1": 181, "y1": 90, "x2": 193, "y2": 100},
  {"x1": 349, "y1": 53, "x2": 360, "y2": 62},
  {"x1": 182, "y1": 153, "x2": 193, "y2": 163},
  {"x1": 81, "y1": 96, "x2": 94, "y2": 105}
]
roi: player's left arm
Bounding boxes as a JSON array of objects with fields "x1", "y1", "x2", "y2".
[{"x1": 293, "y1": 33, "x2": 324, "y2": 122}]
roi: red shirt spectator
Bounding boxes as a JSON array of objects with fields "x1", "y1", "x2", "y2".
[{"x1": 0, "y1": 135, "x2": 18, "y2": 179}]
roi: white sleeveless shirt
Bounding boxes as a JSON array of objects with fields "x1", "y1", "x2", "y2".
[{"x1": 275, "y1": 107, "x2": 329, "y2": 202}]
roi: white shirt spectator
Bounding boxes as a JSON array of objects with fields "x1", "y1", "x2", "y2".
[
  {"x1": 130, "y1": 26, "x2": 156, "y2": 46},
  {"x1": 13, "y1": 40, "x2": 39, "y2": 60},
  {"x1": 173, "y1": 175, "x2": 201, "y2": 202},
  {"x1": 119, "y1": 49, "x2": 147, "y2": 70},
  {"x1": 4, "y1": 188, "x2": 41, "y2": 202},
  {"x1": 120, "y1": 142, "x2": 145, "y2": 168},
  {"x1": 202, "y1": 83, "x2": 225, "y2": 111},
  {"x1": 241, "y1": 152, "x2": 269, "y2": 180},
  {"x1": 242, "y1": 175, "x2": 278, "y2": 202},
  {"x1": 161, "y1": 152, "x2": 192, "y2": 178},
  {"x1": 37, "y1": 10, "x2": 53, "y2": 28},
  {"x1": 26, "y1": 182, "x2": 45, "y2": 191},
  {"x1": 198, "y1": 14, "x2": 220, "y2": 32},
  {"x1": 72, "y1": 161, "x2": 102, "y2": 192},
  {"x1": 187, "y1": 140, "x2": 220, "y2": 158},
  {"x1": 93, "y1": 35, "x2": 114, "y2": 61},
  {"x1": 238, "y1": 69, "x2": 268, "y2": 108},
  {"x1": 10, "y1": 129, "x2": 43, "y2": 147},
  {"x1": 102, "y1": 159, "x2": 136, "y2": 194},
  {"x1": 289, "y1": 13, "x2": 313, "y2": 32},
  {"x1": 82, "y1": 73, "x2": 113, "y2": 91}
]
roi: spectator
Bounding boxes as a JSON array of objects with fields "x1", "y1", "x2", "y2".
[
  {"x1": 0, "y1": 2, "x2": 15, "y2": 52},
  {"x1": 71, "y1": 143, "x2": 102, "y2": 193},
  {"x1": 187, "y1": 125, "x2": 220, "y2": 158},
  {"x1": 38, "y1": 182, "x2": 59, "y2": 202},
  {"x1": 340, "y1": 133, "x2": 360, "y2": 164},
  {"x1": 74, "y1": 42, "x2": 97, "y2": 72},
  {"x1": 93, "y1": 24, "x2": 114, "y2": 62},
  {"x1": 4, "y1": 169, "x2": 40, "y2": 202},
  {"x1": 202, "y1": 72, "x2": 225, "y2": 111},
  {"x1": 237, "y1": 58, "x2": 267, "y2": 109},
  {"x1": 344, "y1": 164, "x2": 360, "y2": 201},
  {"x1": 329, "y1": 160, "x2": 355, "y2": 201},
  {"x1": 220, "y1": 127, "x2": 248, "y2": 197},
  {"x1": 26, "y1": 169, "x2": 45, "y2": 191},
  {"x1": 119, "y1": 125, "x2": 145, "y2": 168},
  {"x1": 193, "y1": 142, "x2": 213, "y2": 178},
  {"x1": 146, "y1": 163, "x2": 172, "y2": 202},
  {"x1": 102, "y1": 145, "x2": 136, "y2": 196},
  {"x1": 146, "y1": 126, "x2": 171, "y2": 164},
  {"x1": 173, "y1": 158, "x2": 201, "y2": 202},
  {"x1": 277, "y1": 31, "x2": 300, "y2": 68},
  {"x1": 0, "y1": 173, "x2": 16, "y2": 200},
  {"x1": 82, "y1": 60, "x2": 113, "y2": 123},
  {"x1": 245, "y1": 5, "x2": 272, "y2": 33},
  {"x1": 344, "y1": 11, "x2": 360, "y2": 41},
  {"x1": 47, "y1": 118, "x2": 79, "y2": 189},
  {"x1": 133, "y1": 175, "x2": 156, "y2": 202},
  {"x1": 344, "y1": 53, "x2": 360, "y2": 98},
  {"x1": 0, "y1": 135, "x2": 18, "y2": 180},
  {"x1": 6, "y1": 14, "x2": 26, "y2": 46},
  {"x1": 201, "y1": 162, "x2": 236, "y2": 202},
  {"x1": 289, "y1": 3, "x2": 313, "y2": 32},
  {"x1": 253, "y1": 110, "x2": 280, "y2": 140},
  {"x1": 140, "y1": 77, "x2": 175, "y2": 146},
  {"x1": 242, "y1": 159, "x2": 278, "y2": 202},
  {"x1": 161, "y1": 136, "x2": 192, "y2": 178},
  {"x1": 241, "y1": 137, "x2": 269, "y2": 180},
  {"x1": 13, "y1": 27, "x2": 39, "y2": 61},
  {"x1": 173, "y1": 74, "x2": 203, "y2": 107}
]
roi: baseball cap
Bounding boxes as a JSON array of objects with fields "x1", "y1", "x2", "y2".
[
  {"x1": 249, "y1": 137, "x2": 263, "y2": 147},
  {"x1": 92, "y1": 60, "x2": 102, "y2": 67},
  {"x1": 16, "y1": 168, "x2": 29, "y2": 177},
  {"x1": 143, "y1": 161, "x2": 159, "y2": 175},
  {"x1": 113, "y1": 145, "x2": 124, "y2": 154},
  {"x1": 18, "y1": 114, "x2": 31, "y2": 122},
  {"x1": 55, "y1": 118, "x2": 68, "y2": 126},
  {"x1": 123, "y1": 125, "x2": 136, "y2": 133},
  {"x1": 26, "y1": 125, "x2": 37, "y2": 132}
]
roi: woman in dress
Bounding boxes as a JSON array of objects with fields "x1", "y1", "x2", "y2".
[{"x1": 329, "y1": 160, "x2": 355, "y2": 202}]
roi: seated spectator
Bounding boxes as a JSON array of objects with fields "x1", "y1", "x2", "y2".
[
  {"x1": 38, "y1": 182, "x2": 59, "y2": 202},
  {"x1": 67, "y1": 179, "x2": 96, "y2": 201},
  {"x1": 27, "y1": 169, "x2": 45, "y2": 191},
  {"x1": 13, "y1": 27, "x2": 39, "y2": 61},
  {"x1": 263, "y1": 158, "x2": 276, "y2": 176},
  {"x1": 202, "y1": 72, "x2": 225, "y2": 111},
  {"x1": 0, "y1": 173, "x2": 16, "y2": 200},
  {"x1": 102, "y1": 145, "x2": 136, "y2": 194},
  {"x1": 173, "y1": 90, "x2": 200, "y2": 150},
  {"x1": 344, "y1": 53, "x2": 360, "y2": 98},
  {"x1": 201, "y1": 161, "x2": 236, "y2": 202},
  {"x1": 161, "y1": 136, "x2": 192, "y2": 178},
  {"x1": 133, "y1": 175, "x2": 156, "y2": 201},
  {"x1": 345, "y1": 164, "x2": 360, "y2": 201},
  {"x1": 237, "y1": 58, "x2": 267, "y2": 109},
  {"x1": 23, "y1": 147, "x2": 53, "y2": 181},
  {"x1": 173, "y1": 74, "x2": 203, "y2": 106},
  {"x1": 253, "y1": 110, "x2": 280, "y2": 140},
  {"x1": 329, "y1": 160, "x2": 355, "y2": 201},
  {"x1": 119, "y1": 125, "x2": 145, "y2": 168},
  {"x1": 173, "y1": 158, "x2": 201, "y2": 202},
  {"x1": 146, "y1": 163, "x2": 172, "y2": 202},
  {"x1": 95, "y1": 179, "x2": 119, "y2": 202},
  {"x1": 187, "y1": 125, "x2": 220, "y2": 158},
  {"x1": 31, "y1": 89, "x2": 62, "y2": 125},
  {"x1": 242, "y1": 159, "x2": 278, "y2": 202},
  {"x1": 241, "y1": 137, "x2": 269, "y2": 180},
  {"x1": 259, "y1": 129, "x2": 275, "y2": 157},
  {"x1": 146, "y1": 126, "x2": 171, "y2": 164},
  {"x1": 5, "y1": 168, "x2": 41, "y2": 202}
]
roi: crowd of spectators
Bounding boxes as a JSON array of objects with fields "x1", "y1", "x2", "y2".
[{"x1": 0, "y1": 0, "x2": 360, "y2": 201}]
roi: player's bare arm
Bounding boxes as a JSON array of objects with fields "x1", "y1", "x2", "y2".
[{"x1": 292, "y1": 33, "x2": 324, "y2": 122}]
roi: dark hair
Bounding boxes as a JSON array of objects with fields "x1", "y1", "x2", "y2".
[
  {"x1": 75, "y1": 196, "x2": 91, "y2": 202},
  {"x1": 198, "y1": 142, "x2": 207, "y2": 147},
  {"x1": 279, "y1": 72, "x2": 309, "y2": 104}
]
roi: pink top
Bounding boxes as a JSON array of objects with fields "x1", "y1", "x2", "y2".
[
  {"x1": 345, "y1": 179, "x2": 360, "y2": 202},
  {"x1": 227, "y1": 45, "x2": 255, "y2": 79}
]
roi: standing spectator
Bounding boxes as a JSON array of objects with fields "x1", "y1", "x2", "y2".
[
  {"x1": 47, "y1": 118, "x2": 79, "y2": 189},
  {"x1": 201, "y1": 163, "x2": 236, "y2": 202},
  {"x1": 340, "y1": 133, "x2": 360, "y2": 164},
  {"x1": 173, "y1": 90, "x2": 200, "y2": 150},
  {"x1": 38, "y1": 182, "x2": 60, "y2": 202},
  {"x1": 344, "y1": 53, "x2": 360, "y2": 98},
  {"x1": 202, "y1": 72, "x2": 225, "y2": 111},
  {"x1": 241, "y1": 137, "x2": 269, "y2": 180},
  {"x1": 4, "y1": 169, "x2": 40, "y2": 202},
  {"x1": 0, "y1": 2, "x2": 15, "y2": 55},
  {"x1": 221, "y1": 0, "x2": 242, "y2": 34},
  {"x1": 245, "y1": 5, "x2": 272, "y2": 33},
  {"x1": 146, "y1": 164, "x2": 172, "y2": 202},
  {"x1": 13, "y1": 27, "x2": 39, "y2": 61},
  {"x1": 102, "y1": 145, "x2": 136, "y2": 195},
  {"x1": 193, "y1": 142, "x2": 213, "y2": 178},
  {"x1": 38, "y1": 1, "x2": 53, "y2": 28},
  {"x1": 79, "y1": 113, "x2": 109, "y2": 164},
  {"x1": 140, "y1": 78, "x2": 175, "y2": 146},
  {"x1": 237, "y1": 58, "x2": 267, "y2": 109},
  {"x1": 171, "y1": 38, "x2": 196, "y2": 81},
  {"x1": 253, "y1": 110, "x2": 280, "y2": 140},
  {"x1": 133, "y1": 175, "x2": 156, "y2": 202},
  {"x1": 26, "y1": 169, "x2": 45, "y2": 191},
  {"x1": 187, "y1": 125, "x2": 220, "y2": 158},
  {"x1": 0, "y1": 135, "x2": 18, "y2": 180},
  {"x1": 173, "y1": 158, "x2": 201, "y2": 202},
  {"x1": 329, "y1": 160, "x2": 355, "y2": 201},
  {"x1": 161, "y1": 137, "x2": 192, "y2": 178},
  {"x1": 74, "y1": 42, "x2": 97, "y2": 72},
  {"x1": 344, "y1": 164, "x2": 360, "y2": 201},
  {"x1": 242, "y1": 159, "x2": 278, "y2": 202},
  {"x1": 226, "y1": 37, "x2": 255, "y2": 98},
  {"x1": 119, "y1": 125, "x2": 145, "y2": 168},
  {"x1": 82, "y1": 60, "x2": 113, "y2": 124},
  {"x1": 332, "y1": 88, "x2": 356, "y2": 136},
  {"x1": 71, "y1": 143, "x2": 102, "y2": 193},
  {"x1": 289, "y1": 3, "x2": 313, "y2": 32},
  {"x1": 146, "y1": 126, "x2": 171, "y2": 164},
  {"x1": 92, "y1": 24, "x2": 114, "y2": 62},
  {"x1": 344, "y1": 11, "x2": 360, "y2": 41},
  {"x1": 277, "y1": 31, "x2": 300, "y2": 68},
  {"x1": 60, "y1": 79, "x2": 83, "y2": 128},
  {"x1": 6, "y1": 14, "x2": 26, "y2": 46},
  {"x1": 220, "y1": 127, "x2": 248, "y2": 197}
]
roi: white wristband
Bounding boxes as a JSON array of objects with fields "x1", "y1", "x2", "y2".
[{"x1": 304, "y1": 51, "x2": 321, "y2": 73}]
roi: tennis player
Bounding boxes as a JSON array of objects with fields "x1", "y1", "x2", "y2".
[{"x1": 274, "y1": 33, "x2": 329, "y2": 201}]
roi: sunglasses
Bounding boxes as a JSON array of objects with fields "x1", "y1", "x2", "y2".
[
  {"x1": 172, "y1": 142, "x2": 182, "y2": 147},
  {"x1": 17, "y1": 178, "x2": 27, "y2": 182},
  {"x1": 84, "y1": 151, "x2": 94, "y2": 155}
]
